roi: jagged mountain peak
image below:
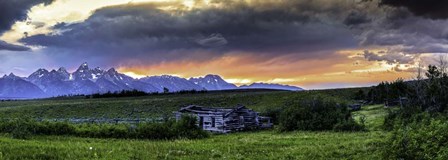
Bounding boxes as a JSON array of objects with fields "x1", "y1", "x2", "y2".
[
  {"x1": 3, "y1": 73, "x2": 19, "y2": 79},
  {"x1": 107, "y1": 68, "x2": 117, "y2": 73},
  {"x1": 58, "y1": 67, "x2": 68, "y2": 73},
  {"x1": 72, "y1": 62, "x2": 104, "y2": 81},
  {"x1": 102, "y1": 68, "x2": 125, "y2": 81},
  {"x1": 76, "y1": 62, "x2": 90, "y2": 71},
  {"x1": 7, "y1": 73, "x2": 19, "y2": 78},
  {"x1": 189, "y1": 74, "x2": 237, "y2": 90},
  {"x1": 0, "y1": 63, "x2": 305, "y2": 98},
  {"x1": 36, "y1": 68, "x2": 49, "y2": 72},
  {"x1": 204, "y1": 74, "x2": 220, "y2": 78},
  {"x1": 29, "y1": 68, "x2": 50, "y2": 79}
]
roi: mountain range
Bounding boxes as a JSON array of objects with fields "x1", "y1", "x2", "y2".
[{"x1": 0, "y1": 62, "x2": 304, "y2": 98}]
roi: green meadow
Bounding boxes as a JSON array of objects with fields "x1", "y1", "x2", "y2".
[{"x1": 0, "y1": 89, "x2": 389, "y2": 159}]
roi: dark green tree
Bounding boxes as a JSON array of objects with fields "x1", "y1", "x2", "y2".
[
  {"x1": 163, "y1": 87, "x2": 169, "y2": 93},
  {"x1": 354, "y1": 89, "x2": 366, "y2": 100}
]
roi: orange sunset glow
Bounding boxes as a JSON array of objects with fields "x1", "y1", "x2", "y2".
[{"x1": 117, "y1": 50, "x2": 417, "y2": 89}]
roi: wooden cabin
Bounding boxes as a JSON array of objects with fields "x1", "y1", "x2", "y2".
[{"x1": 174, "y1": 105, "x2": 273, "y2": 133}]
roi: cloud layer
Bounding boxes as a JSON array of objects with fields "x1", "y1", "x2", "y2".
[
  {"x1": 0, "y1": 40, "x2": 30, "y2": 51},
  {"x1": 21, "y1": 1, "x2": 359, "y2": 66},
  {"x1": 380, "y1": 0, "x2": 448, "y2": 19},
  {"x1": 1, "y1": 0, "x2": 448, "y2": 88},
  {"x1": 0, "y1": 0, "x2": 53, "y2": 34}
]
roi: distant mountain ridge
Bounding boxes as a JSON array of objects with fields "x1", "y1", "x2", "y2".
[
  {"x1": 240, "y1": 83, "x2": 303, "y2": 91},
  {"x1": 140, "y1": 75, "x2": 203, "y2": 92},
  {"x1": 189, "y1": 74, "x2": 237, "y2": 90},
  {"x1": 0, "y1": 62, "x2": 304, "y2": 98}
]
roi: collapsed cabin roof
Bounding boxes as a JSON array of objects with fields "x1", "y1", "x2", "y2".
[{"x1": 178, "y1": 105, "x2": 247, "y2": 116}]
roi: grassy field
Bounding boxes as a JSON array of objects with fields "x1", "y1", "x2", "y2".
[
  {"x1": 0, "y1": 89, "x2": 361, "y2": 119},
  {"x1": 0, "y1": 88, "x2": 390, "y2": 159},
  {"x1": 0, "y1": 106, "x2": 387, "y2": 159}
]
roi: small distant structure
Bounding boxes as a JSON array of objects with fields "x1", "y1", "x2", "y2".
[
  {"x1": 174, "y1": 105, "x2": 273, "y2": 133},
  {"x1": 349, "y1": 104, "x2": 362, "y2": 111},
  {"x1": 348, "y1": 100, "x2": 367, "y2": 111}
]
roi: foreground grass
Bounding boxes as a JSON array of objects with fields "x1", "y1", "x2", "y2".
[{"x1": 0, "y1": 131, "x2": 385, "y2": 160}]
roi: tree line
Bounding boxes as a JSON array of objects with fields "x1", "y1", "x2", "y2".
[{"x1": 365, "y1": 56, "x2": 448, "y2": 159}]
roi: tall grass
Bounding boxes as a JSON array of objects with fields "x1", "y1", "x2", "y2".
[{"x1": 0, "y1": 116, "x2": 208, "y2": 140}]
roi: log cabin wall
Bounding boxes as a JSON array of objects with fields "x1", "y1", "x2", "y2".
[{"x1": 175, "y1": 105, "x2": 273, "y2": 133}]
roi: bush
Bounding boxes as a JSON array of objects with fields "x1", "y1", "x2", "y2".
[
  {"x1": 172, "y1": 115, "x2": 208, "y2": 139},
  {"x1": 10, "y1": 120, "x2": 32, "y2": 139},
  {"x1": 278, "y1": 96, "x2": 364, "y2": 132},
  {"x1": 0, "y1": 116, "x2": 208, "y2": 140},
  {"x1": 383, "y1": 113, "x2": 448, "y2": 159},
  {"x1": 382, "y1": 106, "x2": 425, "y2": 131},
  {"x1": 261, "y1": 107, "x2": 283, "y2": 125}
]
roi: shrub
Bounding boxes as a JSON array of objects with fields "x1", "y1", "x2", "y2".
[
  {"x1": 278, "y1": 96, "x2": 364, "y2": 132},
  {"x1": 382, "y1": 106, "x2": 425, "y2": 131},
  {"x1": 383, "y1": 113, "x2": 448, "y2": 159},
  {"x1": 10, "y1": 120, "x2": 32, "y2": 139},
  {"x1": 261, "y1": 107, "x2": 283, "y2": 125}
]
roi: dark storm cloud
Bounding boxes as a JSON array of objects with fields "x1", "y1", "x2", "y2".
[
  {"x1": 350, "y1": 1, "x2": 448, "y2": 57},
  {"x1": 357, "y1": 8, "x2": 448, "y2": 54},
  {"x1": 18, "y1": 0, "x2": 447, "y2": 67},
  {"x1": 362, "y1": 50, "x2": 416, "y2": 64},
  {"x1": 0, "y1": 40, "x2": 30, "y2": 51},
  {"x1": 0, "y1": 0, "x2": 54, "y2": 51},
  {"x1": 21, "y1": 1, "x2": 358, "y2": 65},
  {"x1": 380, "y1": 0, "x2": 448, "y2": 19},
  {"x1": 0, "y1": 0, "x2": 54, "y2": 33},
  {"x1": 344, "y1": 10, "x2": 371, "y2": 26}
]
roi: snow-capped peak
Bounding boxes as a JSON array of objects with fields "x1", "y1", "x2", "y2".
[
  {"x1": 77, "y1": 62, "x2": 90, "y2": 72},
  {"x1": 72, "y1": 62, "x2": 105, "y2": 81},
  {"x1": 189, "y1": 74, "x2": 237, "y2": 90},
  {"x1": 0, "y1": 62, "x2": 305, "y2": 99},
  {"x1": 29, "y1": 68, "x2": 50, "y2": 79},
  {"x1": 93, "y1": 67, "x2": 103, "y2": 73}
]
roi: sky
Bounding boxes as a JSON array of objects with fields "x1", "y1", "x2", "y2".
[{"x1": 0, "y1": 0, "x2": 447, "y2": 89}]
